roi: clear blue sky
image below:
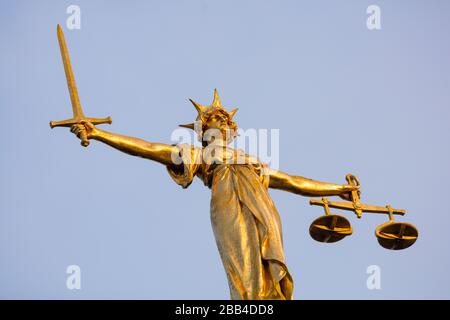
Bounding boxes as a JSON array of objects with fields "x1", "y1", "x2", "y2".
[{"x1": 1, "y1": 0, "x2": 449, "y2": 299}]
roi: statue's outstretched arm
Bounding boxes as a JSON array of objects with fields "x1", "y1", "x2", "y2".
[
  {"x1": 71, "y1": 121, "x2": 177, "y2": 166},
  {"x1": 268, "y1": 169, "x2": 358, "y2": 200}
]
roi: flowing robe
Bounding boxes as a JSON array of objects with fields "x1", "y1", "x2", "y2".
[{"x1": 167, "y1": 144, "x2": 293, "y2": 300}]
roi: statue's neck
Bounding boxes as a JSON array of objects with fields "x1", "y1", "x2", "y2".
[{"x1": 207, "y1": 139, "x2": 228, "y2": 148}]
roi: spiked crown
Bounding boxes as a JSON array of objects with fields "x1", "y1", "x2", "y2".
[{"x1": 179, "y1": 89, "x2": 238, "y2": 141}]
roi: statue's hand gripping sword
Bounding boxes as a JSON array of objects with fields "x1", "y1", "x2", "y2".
[{"x1": 50, "y1": 25, "x2": 112, "y2": 147}]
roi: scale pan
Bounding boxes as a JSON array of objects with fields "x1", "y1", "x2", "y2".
[
  {"x1": 309, "y1": 214, "x2": 352, "y2": 243},
  {"x1": 375, "y1": 222, "x2": 418, "y2": 250}
]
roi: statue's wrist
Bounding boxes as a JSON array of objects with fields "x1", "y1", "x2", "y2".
[{"x1": 89, "y1": 129, "x2": 101, "y2": 140}]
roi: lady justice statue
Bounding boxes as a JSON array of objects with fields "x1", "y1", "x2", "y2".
[
  {"x1": 50, "y1": 25, "x2": 362, "y2": 300},
  {"x1": 70, "y1": 93, "x2": 358, "y2": 300}
]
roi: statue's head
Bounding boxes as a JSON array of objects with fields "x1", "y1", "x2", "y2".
[{"x1": 179, "y1": 89, "x2": 238, "y2": 146}]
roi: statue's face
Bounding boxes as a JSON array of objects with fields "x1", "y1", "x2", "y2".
[
  {"x1": 203, "y1": 112, "x2": 235, "y2": 145},
  {"x1": 205, "y1": 113, "x2": 229, "y2": 131}
]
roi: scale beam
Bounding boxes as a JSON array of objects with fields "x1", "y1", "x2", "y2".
[{"x1": 310, "y1": 199, "x2": 406, "y2": 217}]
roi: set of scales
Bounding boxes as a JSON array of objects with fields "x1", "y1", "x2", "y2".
[
  {"x1": 50, "y1": 25, "x2": 419, "y2": 251},
  {"x1": 309, "y1": 174, "x2": 418, "y2": 250}
]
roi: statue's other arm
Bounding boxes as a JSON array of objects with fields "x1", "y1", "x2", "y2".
[
  {"x1": 268, "y1": 169, "x2": 358, "y2": 200},
  {"x1": 71, "y1": 121, "x2": 177, "y2": 166}
]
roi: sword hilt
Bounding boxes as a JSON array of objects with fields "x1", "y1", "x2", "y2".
[{"x1": 49, "y1": 116, "x2": 112, "y2": 147}]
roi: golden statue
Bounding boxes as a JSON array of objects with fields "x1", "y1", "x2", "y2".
[{"x1": 50, "y1": 25, "x2": 418, "y2": 300}]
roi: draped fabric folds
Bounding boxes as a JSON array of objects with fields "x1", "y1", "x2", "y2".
[{"x1": 167, "y1": 144, "x2": 293, "y2": 300}]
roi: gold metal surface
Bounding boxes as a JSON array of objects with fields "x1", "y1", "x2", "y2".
[
  {"x1": 309, "y1": 198, "x2": 352, "y2": 243},
  {"x1": 375, "y1": 207, "x2": 418, "y2": 250},
  {"x1": 50, "y1": 25, "x2": 112, "y2": 147},
  {"x1": 310, "y1": 199, "x2": 406, "y2": 216},
  {"x1": 376, "y1": 222, "x2": 418, "y2": 250},
  {"x1": 309, "y1": 175, "x2": 418, "y2": 250},
  {"x1": 310, "y1": 215, "x2": 353, "y2": 243},
  {"x1": 50, "y1": 25, "x2": 419, "y2": 299}
]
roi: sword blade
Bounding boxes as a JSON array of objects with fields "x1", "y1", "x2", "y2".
[{"x1": 57, "y1": 24, "x2": 84, "y2": 119}]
